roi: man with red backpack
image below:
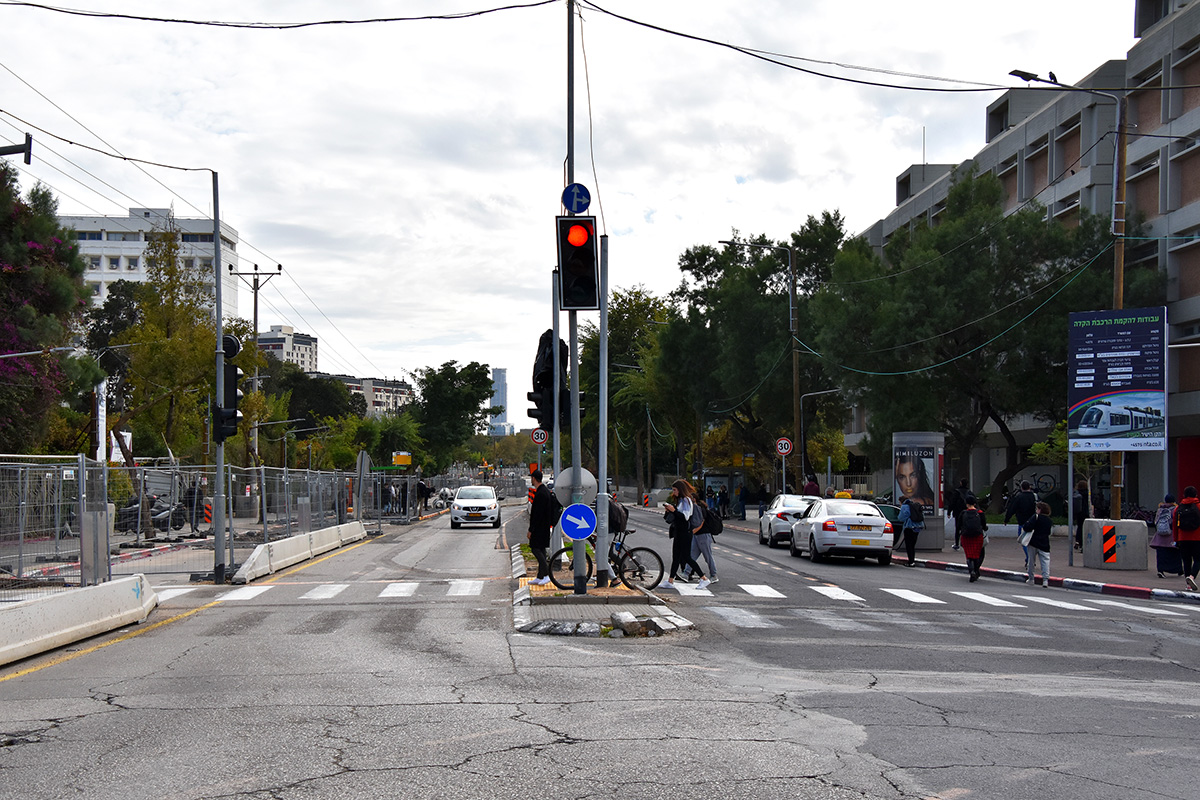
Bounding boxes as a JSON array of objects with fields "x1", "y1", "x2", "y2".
[{"x1": 1173, "y1": 485, "x2": 1200, "y2": 592}]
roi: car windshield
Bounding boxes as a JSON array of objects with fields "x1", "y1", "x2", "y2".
[
  {"x1": 456, "y1": 488, "x2": 495, "y2": 500},
  {"x1": 779, "y1": 495, "x2": 810, "y2": 508},
  {"x1": 826, "y1": 501, "x2": 881, "y2": 517}
]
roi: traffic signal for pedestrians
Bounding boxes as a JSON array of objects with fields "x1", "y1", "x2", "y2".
[
  {"x1": 214, "y1": 362, "x2": 244, "y2": 443},
  {"x1": 556, "y1": 215, "x2": 599, "y2": 310}
]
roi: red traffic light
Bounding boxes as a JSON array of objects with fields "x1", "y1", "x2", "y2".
[{"x1": 566, "y1": 223, "x2": 590, "y2": 247}]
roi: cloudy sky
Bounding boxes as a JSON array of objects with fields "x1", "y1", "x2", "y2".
[{"x1": 0, "y1": 0, "x2": 1136, "y2": 419}]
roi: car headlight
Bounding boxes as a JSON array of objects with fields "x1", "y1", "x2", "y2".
[
  {"x1": 487, "y1": 502, "x2": 497, "y2": 510},
  {"x1": 452, "y1": 503, "x2": 461, "y2": 511}
]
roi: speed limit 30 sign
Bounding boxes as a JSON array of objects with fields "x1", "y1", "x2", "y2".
[
  {"x1": 775, "y1": 437, "x2": 793, "y2": 456},
  {"x1": 531, "y1": 428, "x2": 549, "y2": 445}
]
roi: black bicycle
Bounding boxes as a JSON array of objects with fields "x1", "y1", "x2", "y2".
[{"x1": 547, "y1": 528, "x2": 664, "y2": 591}]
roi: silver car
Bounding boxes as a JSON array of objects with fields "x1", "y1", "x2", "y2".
[
  {"x1": 758, "y1": 494, "x2": 820, "y2": 547},
  {"x1": 450, "y1": 485, "x2": 501, "y2": 529},
  {"x1": 789, "y1": 499, "x2": 893, "y2": 565}
]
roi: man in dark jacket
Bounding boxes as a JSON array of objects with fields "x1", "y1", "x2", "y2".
[
  {"x1": 527, "y1": 470, "x2": 554, "y2": 585},
  {"x1": 948, "y1": 477, "x2": 968, "y2": 551},
  {"x1": 1004, "y1": 481, "x2": 1039, "y2": 554}
]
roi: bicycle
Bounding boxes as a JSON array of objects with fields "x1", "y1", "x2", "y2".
[{"x1": 547, "y1": 528, "x2": 664, "y2": 591}]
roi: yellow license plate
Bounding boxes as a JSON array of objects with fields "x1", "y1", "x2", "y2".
[
  {"x1": 850, "y1": 538, "x2": 870, "y2": 546},
  {"x1": 848, "y1": 525, "x2": 871, "y2": 531}
]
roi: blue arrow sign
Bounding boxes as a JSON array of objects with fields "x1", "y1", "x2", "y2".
[
  {"x1": 561, "y1": 183, "x2": 591, "y2": 214},
  {"x1": 561, "y1": 502, "x2": 597, "y2": 541}
]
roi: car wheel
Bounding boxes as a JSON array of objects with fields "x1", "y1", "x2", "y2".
[
  {"x1": 767, "y1": 531, "x2": 777, "y2": 548},
  {"x1": 878, "y1": 551, "x2": 892, "y2": 565},
  {"x1": 450, "y1": 520, "x2": 460, "y2": 530},
  {"x1": 758, "y1": 526, "x2": 767, "y2": 545},
  {"x1": 493, "y1": 517, "x2": 501, "y2": 528},
  {"x1": 789, "y1": 533, "x2": 802, "y2": 558},
  {"x1": 808, "y1": 534, "x2": 823, "y2": 563}
]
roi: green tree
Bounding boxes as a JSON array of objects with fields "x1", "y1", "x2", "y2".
[
  {"x1": 412, "y1": 361, "x2": 498, "y2": 472},
  {"x1": 0, "y1": 164, "x2": 100, "y2": 452}
]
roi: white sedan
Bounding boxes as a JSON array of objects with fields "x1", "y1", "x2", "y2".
[
  {"x1": 758, "y1": 494, "x2": 820, "y2": 547},
  {"x1": 449, "y1": 485, "x2": 501, "y2": 529},
  {"x1": 788, "y1": 499, "x2": 893, "y2": 565}
]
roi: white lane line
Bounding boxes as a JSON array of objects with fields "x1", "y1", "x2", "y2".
[
  {"x1": 740, "y1": 584, "x2": 786, "y2": 598},
  {"x1": 447, "y1": 580, "x2": 484, "y2": 596},
  {"x1": 1015, "y1": 595, "x2": 1100, "y2": 611},
  {"x1": 1083, "y1": 598, "x2": 1186, "y2": 616},
  {"x1": 795, "y1": 609, "x2": 882, "y2": 632},
  {"x1": 379, "y1": 582, "x2": 419, "y2": 598},
  {"x1": 951, "y1": 591, "x2": 1025, "y2": 608},
  {"x1": 880, "y1": 588, "x2": 945, "y2": 604},
  {"x1": 811, "y1": 585, "x2": 865, "y2": 602},
  {"x1": 217, "y1": 586, "x2": 273, "y2": 602},
  {"x1": 706, "y1": 606, "x2": 780, "y2": 628},
  {"x1": 300, "y1": 584, "x2": 349, "y2": 600},
  {"x1": 154, "y1": 587, "x2": 199, "y2": 601}
]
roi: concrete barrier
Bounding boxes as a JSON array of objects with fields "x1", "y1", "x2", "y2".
[
  {"x1": 232, "y1": 544, "x2": 272, "y2": 584},
  {"x1": 1083, "y1": 518, "x2": 1148, "y2": 570},
  {"x1": 338, "y1": 520, "x2": 367, "y2": 545},
  {"x1": 0, "y1": 574, "x2": 157, "y2": 667},
  {"x1": 309, "y1": 527, "x2": 341, "y2": 557},
  {"x1": 231, "y1": 521, "x2": 370, "y2": 584},
  {"x1": 267, "y1": 534, "x2": 313, "y2": 572}
]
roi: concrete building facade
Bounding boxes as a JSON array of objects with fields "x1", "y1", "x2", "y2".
[
  {"x1": 258, "y1": 325, "x2": 318, "y2": 373},
  {"x1": 61, "y1": 207, "x2": 240, "y2": 318},
  {"x1": 318, "y1": 374, "x2": 414, "y2": 418}
]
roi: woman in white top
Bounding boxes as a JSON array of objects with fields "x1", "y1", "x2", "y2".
[{"x1": 662, "y1": 479, "x2": 709, "y2": 590}]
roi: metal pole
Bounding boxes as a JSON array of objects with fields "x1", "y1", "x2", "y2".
[
  {"x1": 1110, "y1": 93, "x2": 1128, "y2": 517},
  {"x1": 596, "y1": 234, "x2": 611, "y2": 587},
  {"x1": 788, "y1": 248, "x2": 800, "y2": 492},
  {"x1": 1068, "y1": 451, "x2": 1075, "y2": 567},
  {"x1": 212, "y1": 171, "x2": 227, "y2": 584}
]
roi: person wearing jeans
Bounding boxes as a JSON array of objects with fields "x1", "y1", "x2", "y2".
[
  {"x1": 1173, "y1": 486, "x2": 1200, "y2": 592},
  {"x1": 1023, "y1": 501, "x2": 1053, "y2": 587}
]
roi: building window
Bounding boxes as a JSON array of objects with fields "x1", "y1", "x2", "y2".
[
  {"x1": 88, "y1": 282, "x2": 100, "y2": 295},
  {"x1": 127, "y1": 257, "x2": 139, "y2": 270},
  {"x1": 88, "y1": 256, "x2": 100, "y2": 270},
  {"x1": 77, "y1": 231, "x2": 102, "y2": 240},
  {"x1": 106, "y1": 231, "x2": 139, "y2": 241},
  {"x1": 108, "y1": 257, "x2": 121, "y2": 270},
  {"x1": 182, "y1": 233, "x2": 214, "y2": 243},
  {"x1": 183, "y1": 258, "x2": 194, "y2": 270},
  {"x1": 201, "y1": 258, "x2": 212, "y2": 269}
]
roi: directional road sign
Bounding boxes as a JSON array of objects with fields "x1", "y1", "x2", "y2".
[
  {"x1": 531, "y1": 428, "x2": 548, "y2": 445},
  {"x1": 561, "y1": 183, "x2": 591, "y2": 214},
  {"x1": 775, "y1": 437, "x2": 793, "y2": 456},
  {"x1": 560, "y1": 502, "x2": 597, "y2": 541}
]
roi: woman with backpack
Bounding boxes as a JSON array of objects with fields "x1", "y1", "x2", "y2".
[
  {"x1": 1173, "y1": 486, "x2": 1200, "y2": 591},
  {"x1": 897, "y1": 497, "x2": 925, "y2": 567},
  {"x1": 1151, "y1": 495, "x2": 1183, "y2": 579},
  {"x1": 661, "y1": 479, "x2": 710, "y2": 591},
  {"x1": 959, "y1": 494, "x2": 988, "y2": 582}
]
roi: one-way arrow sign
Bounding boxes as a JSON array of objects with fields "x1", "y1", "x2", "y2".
[{"x1": 560, "y1": 502, "x2": 597, "y2": 541}]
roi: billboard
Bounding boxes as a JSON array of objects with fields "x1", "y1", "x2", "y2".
[
  {"x1": 1067, "y1": 307, "x2": 1167, "y2": 452},
  {"x1": 892, "y1": 444, "x2": 937, "y2": 513}
]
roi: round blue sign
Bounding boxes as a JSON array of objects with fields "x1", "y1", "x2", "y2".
[
  {"x1": 560, "y1": 502, "x2": 597, "y2": 541},
  {"x1": 561, "y1": 183, "x2": 591, "y2": 214}
]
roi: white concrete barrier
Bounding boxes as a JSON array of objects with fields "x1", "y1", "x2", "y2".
[
  {"x1": 337, "y1": 520, "x2": 367, "y2": 545},
  {"x1": 232, "y1": 544, "x2": 272, "y2": 584},
  {"x1": 309, "y1": 527, "x2": 341, "y2": 557},
  {"x1": 267, "y1": 534, "x2": 312, "y2": 572},
  {"x1": 0, "y1": 574, "x2": 157, "y2": 667},
  {"x1": 231, "y1": 521, "x2": 370, "y2": 584}
]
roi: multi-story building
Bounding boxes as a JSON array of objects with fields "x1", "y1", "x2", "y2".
[
  {"x1": 317, "y1": 373, "x2": 414, "y2": 418},
  {"x1": 852, "y1": 0, "x2": 1200, "y2": 501},
  {"x1": 60, "y1": 207, "x2": 240, "y2": 317},
  {"x1": 489, "y1": 367, "x2": 510, "y2": 436},
  {"x1": 257, "y1": 325, "x2": 318, "y2": 373}
]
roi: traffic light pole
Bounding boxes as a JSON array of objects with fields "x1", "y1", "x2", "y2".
[{"x1": 211, "y1": 171, "x2": 227, "y2": 585}]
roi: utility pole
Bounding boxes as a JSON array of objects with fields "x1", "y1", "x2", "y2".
[{"x1": 229, "y1": 263, "x2": 282, "y2": 460}]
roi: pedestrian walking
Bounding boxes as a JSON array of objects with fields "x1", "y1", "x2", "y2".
[
  {"x1": 897, "y1": 496, "x2": 924, "y2": 567},
  {"x1": 1022, "y1": 501, "x2": 1053, "y2": 586},
  {"x1": 526, "y1": 470, "x2": 554, "y2": 585},
  {"x1": 1072, "y1": 480, "x2": 1089, "y2": 551},
  {"x1": 803, "y1": 476, "x2": 820, "y2": 496},
  {"x1": 183, "y1": 481, "x2": 203, "y2": 533},
  {"x1": 662, "y1": 479, "x2": 709, "y2": 590},
  {"x1": 948, "y1": 477, "x2": 969, "y2": 551},
  {"x1": 1004, "y1": 481, "x2": 1038, "y2": 559},
  {"x1": 683, "y1": 499, "x2": 719, "y2": 584},
  {"x1": 959, "y1": 494, "x2": 988, "y2": 582},
  {"x1": 757, "y1": 485, "x2": 768, "y2": 518},
  {"x1": 1151, "y1": 495, "x2": 1183, "y2": 578},
  {"x1": 718, "y1": 485, "x2": 730, "y2": 519},
  {"x1": 1173, "y1": 486, "x2": 1200, "y2": 591}
]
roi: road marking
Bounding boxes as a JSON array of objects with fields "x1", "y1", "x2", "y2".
[
  {"x1": 447, "y1": 579, "x2": 483, "y2": 596},
  {"x1": 740, "y1": 584, "x2": 786, "y2": 598},
  {"x1": 379, "y1": 582, "x2": 419, "y2": 598},
  {"x1": 674, "y1": 583, "x2": 714, "y2": 596},
  {"x1": 880, "y1": 588, "x2": 945, "y2": 604},
  {"x1": 1084, "y1": 598, "x2": 1186, "y2": 616},
  {"x1": 1015, "y1": 595, "x2": 1100, "y2": 611},
  {"x1": 154, "y1": 587, "x2": 199, "y2": 601},
  {"x1": 300, "y1": 584, "x2": 348, "y2": 600},
  {"x1": 706, "y1": 606, "x2": 780, "y2": 628},
  {"x1": 794, "y1": 609, "x2": 881, "y2": 632},
  {"x1": 218, "y1": 586, "x2": 273, "y2": 602},
  {"x1": 951, "y1": 591, "x2": 1025, "y2": 607},
  {"x1": 811, "y1": 585, "x2": 864, "y2": 602}
]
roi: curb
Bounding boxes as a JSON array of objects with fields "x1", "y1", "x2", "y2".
[
  {"x1": 508, "y1": 544, "x2": 694, "y2": 637},
  {"x1": 918, "y1": 558, "x2": 1200, "y2": 604}
]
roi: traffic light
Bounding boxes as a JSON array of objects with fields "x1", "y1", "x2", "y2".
[
  {"x1": 527, "y1": 386, "x2": 552, "y2": 429},
  {"x1": 214, "y1": 362, "x2": 244, "y2": 443},
  {"x1": 556, "y1": 215, "x2": 599, "y2": 310},
  {"x1": 528, "y1": 328, "x2": 568, "y2": 429},
  {"x1": 559, "y1": 388, "x2": 584, "y2": 430}
]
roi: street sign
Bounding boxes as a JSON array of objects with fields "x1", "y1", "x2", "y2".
[
  {"x1": 560, "y1": 502, "x2": 597, "y2": 541},
  {"x1": 561, "y1": 183, "x2": 591, "y2": 214},
  {"x1": 775, "y1": 437, "x2": 793, "y2": 456},
  {"x1": 553, "y1": 466, "x2": 597, "y2": 507},
  {"x1": 531, "y1": 428, "x2": 548, "y2": 445}
]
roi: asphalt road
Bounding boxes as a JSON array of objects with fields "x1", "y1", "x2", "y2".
[{"x1": 1, "y1": 505, "x2": 1197, "y2": 799}]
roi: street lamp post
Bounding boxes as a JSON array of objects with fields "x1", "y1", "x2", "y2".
[
  {"x1": 800, "y1": 388, "x2": 840, "y2": 487},
  {"x1": 719, "y1": 239, "x2": 800, "y2": 490}
]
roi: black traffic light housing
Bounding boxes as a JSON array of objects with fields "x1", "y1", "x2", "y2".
[
  {"x1": 528, "y1": 328, "x2": 568, "y2": 430},
  {"x1": 214, "y1": 334, "x2": 244, "y2": 444},
  {"x1": 556, "y1": 215, "x2": 599, "y2": 310}
]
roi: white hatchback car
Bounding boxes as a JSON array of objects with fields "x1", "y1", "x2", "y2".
[
  {"x1": 450, "y1": 485, "x2": 500, "y2": 529},
  {"x1": 758, "y1": 494, "x2": 820, "y2": 547},
  {"x1": 789, "y1": 499, "x2": 893, "y2": 565}
]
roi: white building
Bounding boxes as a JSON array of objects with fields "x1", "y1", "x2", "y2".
[
  {"x1": 489, "y1": 367, "x2": 509, "y2": 435},
  {"x1": 258, "y1": 325, "x2": 318, "y2": 372},
  {"x1": 60, "y1": 207, "x2": 240, "y2": 317},
  {"x1": 318, "y1": 373, "x2": 415, "y2": 418}
]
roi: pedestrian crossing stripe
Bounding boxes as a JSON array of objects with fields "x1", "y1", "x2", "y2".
[
  {"x1": 880, "y1": 588, "x2": 946, "y2": 604},
  {"x1": 740, "y1": 585, "x2": 786, "y2": 598},
  {"x1": 1010, "y1": 595, "x2": 1100, "y2": 611},
  {"x1": 299, "y1": 584, "x2": 348, "y2": 600},
  {"x1": 447, "y1": 579, "x2": 484, "y2": 596},
  {"x1": 811, "y1": 585, "x2": 864, "y2": 602},
  {"x1": 1085, "y1": 598, "x2": 1186, "y2": 616},
  {"x1": 379, "y1": 582, "x2": 419, "y2": 597},
  {"x1": 951, "y1": 591, "x2": 1024, "y2": 608}
]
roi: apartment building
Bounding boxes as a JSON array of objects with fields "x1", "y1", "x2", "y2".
[
  {"x1": 318, "y1": 373, "x2": 414, "y2": 418},
  {"x1": 60, "y1": 207, "x2": 240, "y2": 317},
  {"x1": 852, "y1": 0, "x2": 1200, "y2": 500},
  {"x1": 257, "y1": 325, "x2": 318, "y2": 373}
]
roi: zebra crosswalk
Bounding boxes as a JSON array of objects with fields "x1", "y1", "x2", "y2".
[{"x1": 152, "y1": 579, "x2": 492, "y2": 604}]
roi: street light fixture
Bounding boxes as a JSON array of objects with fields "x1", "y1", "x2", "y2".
[{"x1": 719, "y1": 239, "x2": 800, "y2": 489}]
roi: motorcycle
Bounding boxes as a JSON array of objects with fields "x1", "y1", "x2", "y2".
[{"x1": 115, "y1": 495, "x2": 186, "y2": 533}]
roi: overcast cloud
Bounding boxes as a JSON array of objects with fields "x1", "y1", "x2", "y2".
[{"x1": 0, "y1": 0, "x2": 1135, "y2": 418}]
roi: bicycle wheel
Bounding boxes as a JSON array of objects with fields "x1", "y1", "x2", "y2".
[
  {"x1": 618, "y1": 547, "x2": 664, "y2": 591},
  {"x1": 548, "y1": 546, "x2": 593, "y2": 589}
]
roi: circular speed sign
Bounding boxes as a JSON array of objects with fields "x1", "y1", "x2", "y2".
[
  {"x1": 775, "y1": 437, "x2": 793, "y2": 456},
  {"x1": 531, "y1": 428, "x2": 549, "y2": 445}
]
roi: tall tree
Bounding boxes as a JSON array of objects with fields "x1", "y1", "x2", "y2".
[
  {"x1": 0, "y1": 164, "x2": 100, "y2": 452},
  {"x1": 412, "y1": 361, "x2": 498, "y2": 472}
]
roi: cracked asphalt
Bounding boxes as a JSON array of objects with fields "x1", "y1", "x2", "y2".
[{"x1": 2, "y1": 509, "x2": 1198, "y2": 799}]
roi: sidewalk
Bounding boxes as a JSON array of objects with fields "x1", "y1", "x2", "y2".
[{"x1": 721, "y1": 518, "x2": 1200, "y2": 604}]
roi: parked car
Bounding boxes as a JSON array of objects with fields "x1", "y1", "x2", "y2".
[
  {"x1": 876, "y1": 503, "x2": 902, "y2": 547},
  {"x1": 758, "y1": 494, "x2": 820, "y2": 547},
  {"x1": 450, "y1": 485, "x2": 501, "y2": 529},
  {"x1": 788, "y1": 498, "x2": 893, "y2": 565}
]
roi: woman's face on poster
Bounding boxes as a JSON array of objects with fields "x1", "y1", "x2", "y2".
[{"x1": 896, "y1": 458, "x2": 920, "y2": 498}]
